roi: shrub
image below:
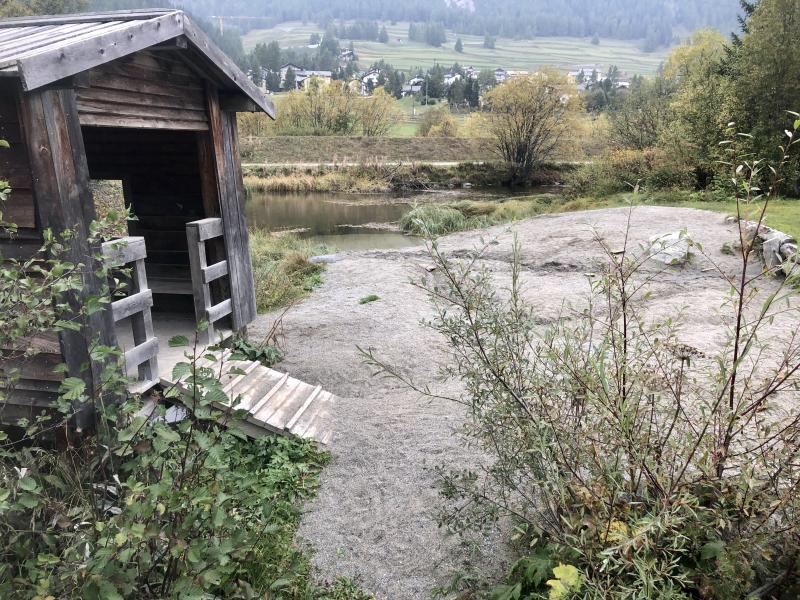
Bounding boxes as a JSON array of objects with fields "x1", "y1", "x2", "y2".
[
  {"x1": 417, "y1": 105, "x2": 459, "y2": 137},
  {"x1": 366, "y1": 124, "x2": 800, "y2": 598},
  {"x1": 568, "y1": 147, "x2": 694, "y2": 198}
]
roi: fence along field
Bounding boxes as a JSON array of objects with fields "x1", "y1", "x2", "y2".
[{"x1": 242, "y1": 20, "x2": 670, "y2": 75}]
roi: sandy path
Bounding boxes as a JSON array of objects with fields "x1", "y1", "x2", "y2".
[{"x1": 249, "y1": 206, "x2": 788, "y2": 599}]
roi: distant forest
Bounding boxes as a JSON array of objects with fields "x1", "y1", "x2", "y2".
[{"x1": 171, "y1": 0, "x2": 742, "y2": 46}]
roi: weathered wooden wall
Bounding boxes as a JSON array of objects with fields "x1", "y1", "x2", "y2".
[
  {"x1": 0, "y1": 81, "x2": 39, "y2": 258},
  {"x1": 76, "y1": 50, "x2": 209, "y2": 131}
]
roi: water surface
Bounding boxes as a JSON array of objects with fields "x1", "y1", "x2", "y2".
[{"x1": 245, "y1": 189, "x2": 547, "y2": 251}]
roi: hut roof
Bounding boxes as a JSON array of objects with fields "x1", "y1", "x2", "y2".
[{"x1": 0, "y1": 9, "x2": 275, "y2": 118}]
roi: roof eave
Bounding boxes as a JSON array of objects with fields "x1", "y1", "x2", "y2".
[{"x1": 5, "y1": 10, "x2": 275, "y2": 118}]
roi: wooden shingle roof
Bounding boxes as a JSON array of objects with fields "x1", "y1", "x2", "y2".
[{"x1": 0, "y1": 9, "x2": 275, "y2": 118}]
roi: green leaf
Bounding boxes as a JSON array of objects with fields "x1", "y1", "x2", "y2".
[
  {"x1": 490, "y1": 583, "x2": 521, "y2": 600},
  {"x1": 17, "y1": 493, "x2": 39, "y2": 509},
  {"x1": 172, "y1": 362, "x2": 191, "y2": 381},
  {"x1": 794, "y1": 119, "x2": 800, "y2": 130},
  {"x1": 18, "y1": 476, "x2": 38, "y2": 492},
  {"x1": 96, "y1": 580, "x2": 124, "y2": 600},
  {"x1": 155, "y1": 425, "x2": 180, "y2": 444},
  {"x1": 59, "y1": 377, "x2": 86, "y2": 401},
  {"x1": 701, "y1": 540, "x2": 725, "y2": 561},
  {"x1": 0, "y1": 139, "x2": 10, "y2": 148},
  {"x1": 270, "y1": 579, "x2": 293, "y2": 591},
  {"x1": 169, "y1": 335, "x2": 190, "y2": 347},
  {"x1": 525, "y1": 552, "x2": 553, "y2": 587}
]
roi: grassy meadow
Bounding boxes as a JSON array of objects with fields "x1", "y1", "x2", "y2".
[{"x1": 243, "y1": 20, "x2": 670, "y2": 75}]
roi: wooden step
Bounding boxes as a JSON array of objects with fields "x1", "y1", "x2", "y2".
[{"x1": 162, "y1": 358, "x2": 336, "y2": 445}]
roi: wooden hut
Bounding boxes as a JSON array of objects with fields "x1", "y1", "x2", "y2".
[{"x1": 0, "y1": 10, "x2": 333, "y2": 434}]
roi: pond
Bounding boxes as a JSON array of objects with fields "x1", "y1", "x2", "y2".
[{"x1": 245, "y1": 189, "x2": 546, "y2": 251}]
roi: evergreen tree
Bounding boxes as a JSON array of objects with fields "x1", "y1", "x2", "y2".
[
  {"x1": 455, "y1": 37, "x2": 464, "y2": 53},
  {"x1": 379, "y1": 26, "x2": 389, "y2": 43},
  {"x1": 483, "y1": 34, "x2": 496, "y2": 49},
  {"x1": 284, "y1": 67, "x2": 297, "y2": 90}
]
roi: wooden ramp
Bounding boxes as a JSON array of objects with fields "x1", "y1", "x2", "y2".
[{"x1": 160, "y1": 350, "x2": 336, "y2": 445}]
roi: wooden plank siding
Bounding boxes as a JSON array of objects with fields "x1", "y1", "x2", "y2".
[
  {"x1": 17, "y1": 87, "x2": 118, "y2": 431},
  {"x1": 76, "y1": 50, "x2": 209, "y2": 131},
  {"x1": 0, "y1": 82, "x2": 37, "y2": 232}
]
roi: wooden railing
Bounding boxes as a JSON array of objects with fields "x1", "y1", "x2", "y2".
[
  {"x1": 186, "y1": 218, "x2": 232, "y2": 345},
  {"x1": 102, "y1": 236, "x2": 160, "y2": 394}
]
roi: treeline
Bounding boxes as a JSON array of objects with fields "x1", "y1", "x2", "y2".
[
  {"x1": 408, "y1": 22, "x2": 447, "y2": 47},
  {"x1": 573, "y1": 0, "x2": 800, "y2": 195},
  {"x1": 177, "y1": 0, "x2": 741, "y2": 46}
]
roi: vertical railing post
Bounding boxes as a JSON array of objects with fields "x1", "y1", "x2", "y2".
[
  {"x1": 102, "y1": 236, "x2": 160, "y2": 393},
  {"x1": 186, "y1": 221, "x2": 214, "y2": 345}
]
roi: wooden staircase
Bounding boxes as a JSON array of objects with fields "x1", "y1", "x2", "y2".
[{"x1": 159, "y1": 349, "x2": 336, "y2": 445}]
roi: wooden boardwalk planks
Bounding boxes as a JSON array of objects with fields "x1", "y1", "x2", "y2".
[{"x1": 161, "y1": 359, "x2": 335, "y2": 445}]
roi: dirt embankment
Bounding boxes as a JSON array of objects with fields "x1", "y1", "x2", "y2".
[{"x1": 249, "y1": 206, "x2": 791, "y2": 600}]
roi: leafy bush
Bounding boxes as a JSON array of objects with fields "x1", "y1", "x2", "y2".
[
  {"x1": 417, "y1": 106, "x2": 459, "y2": 137},
  {"x1": 367, "y1": 124, "x2": 800, "y2": 598},
  {"x1": 568, "y1": 148, "x2": 694, "y2": 198}
]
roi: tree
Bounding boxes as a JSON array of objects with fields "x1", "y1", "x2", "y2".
[
  {"x1": 477, "y1": 68, "x2": 497, "y2": 91},
  {"x1": 309, "y1": 32, "x2": 321, "y2": 45},
  {"x1": 591, "y1": 32, "x2": 600, "y2": 45},
  {"x1": 455, "y1": 38, "x2": 464, "y2": 53},
  {"x1": 608, "y1": 75, "x2": 674, "y2": 149},
  {"x1": 483, "y1": 34, "x2": 496, "y2": 49},
  {"x1": 283, "y1": 67, "x2": 297, "y2": 91},
  {"x1": 728, "y1": 0, "x2": 800, "y2": 183},
  {"x1": 0, "y1": 0, "x2": 85, "y2": 16},
  {"x1": 359, "y1": 88, "x2": 400, "y2": 136},
  {"x1": 378, "y1": 26, "x2": 389, "y2": 43},
  {"x1": 483, "y1": 70, "x2": 580, "y2": 184},
  {"x1": 661, "y1": 29, "x2": 730, "y2": 182}
]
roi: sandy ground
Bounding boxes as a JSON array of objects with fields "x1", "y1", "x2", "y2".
[{"x1": 249, "y1": 206, "x2": 789, "y2": 600}]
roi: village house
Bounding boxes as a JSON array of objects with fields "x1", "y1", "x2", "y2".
[
  {"x1": 0, "y1": 10, "x2": 335, "y2": 442},
  {"x1": 296, "y1": 70, "x2": 333, "y2": 89},
  {"x1": 360, "y1": 68, "x2": 382, "y2": 94},
  {"x1": 443, "y1": 71, "x2": 462, "y2": 86}
]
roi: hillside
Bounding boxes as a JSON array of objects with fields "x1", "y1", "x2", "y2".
[
  {"x1": 183, "y1": 0, "x2": 741, "y2": 45},
  {"x1": 243, "y1": 21, "x2": 670, "y2": 75}
]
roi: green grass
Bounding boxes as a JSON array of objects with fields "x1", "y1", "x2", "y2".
[
  {"x1": 249, "y1": 228, "x2": 329, "y2": 313},
  {"x1": 243, "y1": 21, "x2": 669, "y2": 75},
  {"x1": 358, "y1": 294, "x2": 380, "y2": 304}
]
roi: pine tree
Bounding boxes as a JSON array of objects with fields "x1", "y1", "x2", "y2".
[
  {"x1": 455, "y1": 38, "x2": 464, "y2": 53},
  {"x1": 283, "y1": 67, "x2": 296, "y2": 91},
  {"x1": 378, "y1": 26, "x2": 389, "y2": 44}
]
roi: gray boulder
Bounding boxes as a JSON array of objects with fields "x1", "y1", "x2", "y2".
[{"x1": 646, "y1": 231, "x2": 692, "y2": 266}]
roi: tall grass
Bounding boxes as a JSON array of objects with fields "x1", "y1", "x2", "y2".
[
  {"x1": 249, "y1": 228, "x2": 328, "y2": 313},
  {"x1": 399, "y1": 194, "x2": 563, "y2": 235}
]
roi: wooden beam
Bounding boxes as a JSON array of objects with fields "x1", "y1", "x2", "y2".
[
  {"x1": 206, "y1": 298, "x2": 232, "y2": 323},
  {"x1": 15, "y1": 13, "x2": 185, "y2": 91},
  {"x1": 151, "y1": 36, "x2": 189, "y2": 51},
  {"x1": 190, "y1": 216, "x2": 223, "y2": 241},
  {"x1": 102, "y1": 236, "x2": 147, "y2": 265},
  {"x1": 181, "y1": 17, "x2": 275, "y2": 118},
  {"x1": 0, "y1": 10, "x2": 177, "y2": 29},
  {"x1": 19, "y1": 87, "x2": 118, "y2": 431},
  {"x1": 202, "y1": 259, "x2": 228, "y2": 284},
  {"x1": 219, "y1": 92, "x2": 259, "y2": 113},
  {"x1": 124, "y1": 337, "x2": 158, "y2": 374},
  {"x1": 205, "y1": 86, "x2": 257, "y2": 331},
  {"x1": 111, "y1": 289, "x2": 153, "y2": 322}
]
